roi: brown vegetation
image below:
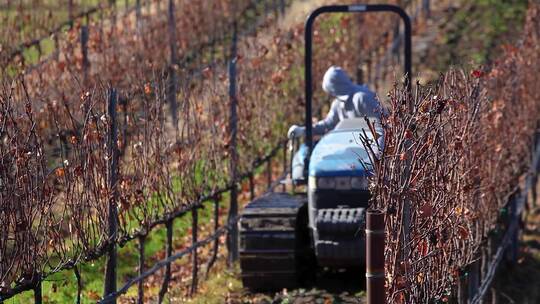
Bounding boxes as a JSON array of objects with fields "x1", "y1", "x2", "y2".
[{"x1": 367, "y1": 3, "x2": 540, "y2": 302}]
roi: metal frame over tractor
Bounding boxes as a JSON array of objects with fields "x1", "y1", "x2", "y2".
[{"x1": 239, "y1": 4, "x2": 412, "y2": 291}]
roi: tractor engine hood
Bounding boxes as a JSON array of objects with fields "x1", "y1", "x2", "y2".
[{"x1": 309, "y1": 118, "x2": 379, "y2": 178}]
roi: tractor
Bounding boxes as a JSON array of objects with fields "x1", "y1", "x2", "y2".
[{"x1": 238, "y1": 4, "x2": 412, "y2": 290}]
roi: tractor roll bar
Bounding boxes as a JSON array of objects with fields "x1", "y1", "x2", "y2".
[{"x1": 303, "y1": 4, "x2": 412, "y2": 178}]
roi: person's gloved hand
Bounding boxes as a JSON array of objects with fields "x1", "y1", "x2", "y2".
[{"x1": 287, "y1": 125, "x2": 306, "y2": 139}]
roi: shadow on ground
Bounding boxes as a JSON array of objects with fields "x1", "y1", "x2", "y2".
[
  {"x1": 491, "y1": 207, "x2": 540, "y2": 304},
  {"x1": 238, "y1": 268, "x2": 366, "y2": 304}
]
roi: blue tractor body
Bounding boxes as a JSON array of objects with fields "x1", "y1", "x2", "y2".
[
  {"x1": 238, "y1": 4, "x2": 411, "y2": 291},
  {"x1": 309, "y1": 121, "x2": 373, "y2": 178},
  {"x1": 301, "y1": 118, "x2": 377, "y2": 267}
]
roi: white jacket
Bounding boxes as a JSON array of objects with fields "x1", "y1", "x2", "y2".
[{"x1": 314, "y1": 66, "x2": 382, "y2": 135}]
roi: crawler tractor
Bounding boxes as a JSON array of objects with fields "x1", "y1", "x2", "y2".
[{"x1": 239, "y1": 4, "x2": 412, "y2": 290}]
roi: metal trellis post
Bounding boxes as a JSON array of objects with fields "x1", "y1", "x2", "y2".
[
  {"x1": 136, "y1": 0, "x2": 142, "y2": 32},
  {"x1": 33, "y1": 280, "x2": 42, "y2": 304},
  {"x1": 103, "y1": 88, "x2": 119, "y2": 303},
  {"x1": 81, "y1": 26, "x2": 90, "y2": 87},
  {"x1": 74, "y1": 267, "x2": 82, "y2": 304},
  {"x1": 190, "y1": 208, "x2": 199, "y2": 295},
  {"x1": 227, "y1": 23, "x2": 239, "y2": 264},
  {"x1": 167, "y1": 0, "x2": 179, "y2": 129},
  {"x1": 158, "y1": 220, "x2": 174, "y2": 303},
  {"x1": 137, "y1": 236, "x2": 145, "y2": 304}
]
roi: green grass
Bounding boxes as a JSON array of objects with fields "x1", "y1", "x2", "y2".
[
  {"x1": 5, "y1": 199, "x2": 217, "y2": 304},
  {"x1": 0, "y1": 0, "x2": 101, "y2": 41},
  {"x1": 186, "y1": 265, "x2": 244, "y2": 304},
  {"x1": 1, "y1": 0, "x2": 138, "y2": 73},
  {"x1": 434, "y1": 0, "x2": 528, "y2": 71}
]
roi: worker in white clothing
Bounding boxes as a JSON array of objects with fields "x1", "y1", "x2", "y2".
[
  {"x1": 288, "y1": 66, "x2": 383, "y2": 139},
  {"x1": 287, "y1": 66, "x2": 384, "y2": 181}
]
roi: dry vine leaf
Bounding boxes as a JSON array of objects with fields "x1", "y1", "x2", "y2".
[
  {"x1": 396, "y1": 291, "x2": 406, "y2": 304},
  {"x1": 55, "y1": 168, "x2": 65, "y2": 178},
  {"x1": 399, "y1": 261, "x2": 411, "y2": 274},
  {"x1": 250, "y1": 57, "x2": 263, "y2": 68},
  {"x1": 405, "y1": 129, "x2": 413, "y2": 139},
  {"x1": 417, "y1": 239, "x2": 429, "y2": 256},
  {"x1": 419, "y1": 203, "x2": 433, "y2": 218},
  {"x1": 202, "y1": 67, "x2": 212, "y2": 78},
  {"x1": 69, "y1": 136, "x2": 77, "y2": 144},
  {"x1": 417, "y1": 272, "x2": 425, "y2": 284},
  {"x1": 395, "y1": 275, "x2": 407, "y2": 289},
  {"x1": 144, "y1": 83, "x2": 152, "y2": 95},
  {"x1": 399, "y1": 152, "x2": 407, "y2": 161},
  {"x1": 457, "y1": 225, "x2": 469, "y2": 240},
  {"x1": 87, "y1": 290, "x2": 101, "y2": 301},
  {"x1": 271, "y1": 71, "x2": 284, "y2": 84},
  {"x1": 471, "y1": 70, "x2": 484, "y2": 78}
]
